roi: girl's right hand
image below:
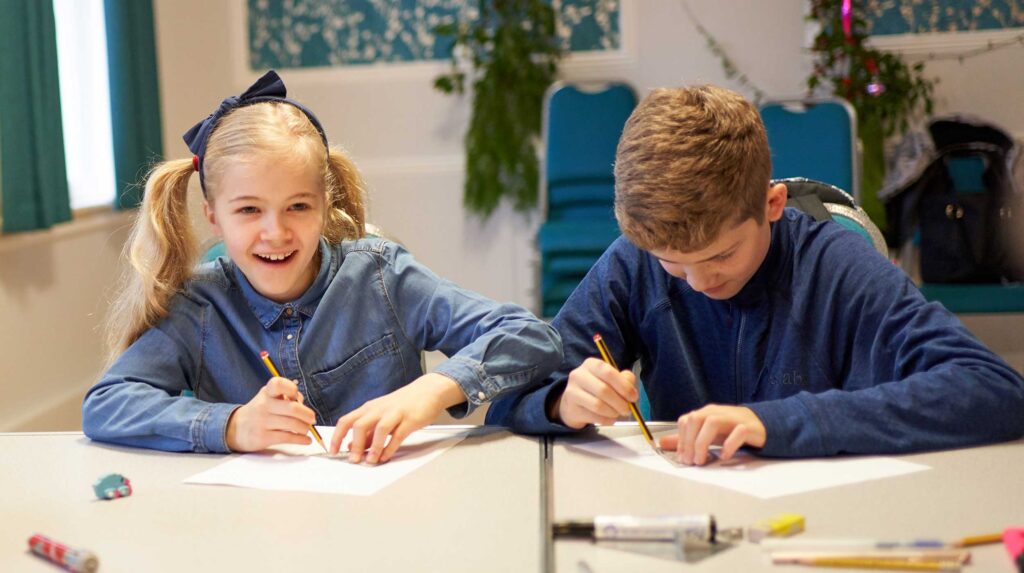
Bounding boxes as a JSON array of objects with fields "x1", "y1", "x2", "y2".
[{"x1": 225, "y1": 377, "x2": 316, "y2": 452}]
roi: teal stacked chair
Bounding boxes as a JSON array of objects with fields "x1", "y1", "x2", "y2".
[
  {"x1": 760, "y1": 98, "x2": 859, "y2": 201},
  {"x1": 538, "y1": 82, "x2": 637, "y2": 317}
]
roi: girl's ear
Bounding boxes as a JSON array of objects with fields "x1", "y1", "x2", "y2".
[{"x1": 203, "y1": 199, "x2": 223, "y2": 238}]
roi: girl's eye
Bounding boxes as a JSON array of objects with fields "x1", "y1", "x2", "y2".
[
  {"x1": 236, "y1": 206, "x2": 259, "y2": 214},
  {"x1": 290, "y1": 203, "x2": 311, "y2": 211}
]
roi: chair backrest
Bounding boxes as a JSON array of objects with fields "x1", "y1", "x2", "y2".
[
  {"x1": 780, "y1": 177, "x2": 887, "y2": 256},
  {"x1": 761, "y1": 99, "x2": 860, "y2": 201},
  {"x1": 542, "y1": 81, "x2": 637, "y2": 222}
]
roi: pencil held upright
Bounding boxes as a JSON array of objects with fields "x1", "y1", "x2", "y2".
[
  {"x1": 592, "y1": 334, "x2": 655, "y2": 446},
  {"x1": 259, "y1": 350, "x2": 327, "y2": 453}
]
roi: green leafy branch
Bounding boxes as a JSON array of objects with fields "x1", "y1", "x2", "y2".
[
  {"x1": 807, "y1": 0, "x2": 935, "y2": 138},
  {"x1": 806, "y1": 0, "x2": 936, "y2": 231},
  {"x1": 434, "y1": 0, "x2": 563, "y2": 217}
]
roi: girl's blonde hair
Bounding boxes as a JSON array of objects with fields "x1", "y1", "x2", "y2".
[{"x1": 105, "y1": 102, "x2": 366, "y2": 362}]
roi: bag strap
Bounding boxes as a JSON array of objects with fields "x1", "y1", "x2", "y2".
[{"x1": 786, "y1": 192, "x2": 831, "y2": 222}]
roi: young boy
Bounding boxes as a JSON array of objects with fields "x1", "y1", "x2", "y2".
[{"x1": 487, "y1": 85, "x2": 1024, "y2": 464}]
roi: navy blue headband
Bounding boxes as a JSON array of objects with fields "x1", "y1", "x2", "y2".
[{"x1": 182, "y1": 70, "x2": 328, "y2": 194}]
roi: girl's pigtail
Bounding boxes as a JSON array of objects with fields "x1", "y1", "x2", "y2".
[
  {"x1": 324, "y1": 148, "x2": 367, "y2": 243},
  {"x1": 105, "y1": 158, "x2": 198, "y2": 362}
]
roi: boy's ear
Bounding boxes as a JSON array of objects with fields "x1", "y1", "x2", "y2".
[
  {"x1": 203, "y1": 200, "x2": 223, "y2": 238},
  {"x1": 765, "y1": 183, "x2": 788, "y2": 222}
]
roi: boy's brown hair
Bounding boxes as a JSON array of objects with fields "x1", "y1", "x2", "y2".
[{"x1": 614, "y1": 85, "x2": 772, "y2": 252}]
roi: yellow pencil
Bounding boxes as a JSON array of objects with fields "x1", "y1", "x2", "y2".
[
  {"x1": 592, "y1": 334, "x2": 655, "y2": 445},
  {"x1": 260, "y1": 350, "x2": 328, "y2": 453},
  {"x1": 953, "y1": 532, "x2": 1003, "y2": 547}
]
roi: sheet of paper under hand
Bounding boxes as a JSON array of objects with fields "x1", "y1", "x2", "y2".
[
  {"x1": 566, "y1": 433, "x2": 929, "y2": 499},
  {"x1": 184, "y1": 426, "x2": 471, "y2": 496}
]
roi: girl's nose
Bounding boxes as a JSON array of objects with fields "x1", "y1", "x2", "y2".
[{"x1": 260, "y1": 213, "x2": 290, "y2": 242}]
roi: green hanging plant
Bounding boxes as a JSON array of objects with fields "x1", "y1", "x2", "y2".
[
  {"x1": 806, "y1": 0, "x2": 936, "y2": 232},
  {"x1": 434, "y1": 0, "x2": 563, "y2": 218}
]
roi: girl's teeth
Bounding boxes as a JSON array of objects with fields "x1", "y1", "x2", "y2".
[{"x1": 257, "y1": 252, "x2": 293, "y2": 261}]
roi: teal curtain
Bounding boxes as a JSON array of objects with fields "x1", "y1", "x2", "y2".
[
  {"x1": 105, "y1": 0, "x2": 163, "y2": 210},
  {"x1": 0, "y1": 0, "x2": 71, "y2": 233}
]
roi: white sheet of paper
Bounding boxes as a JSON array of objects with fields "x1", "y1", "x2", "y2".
[
  {"x1": 184, "y1": 426, "x2": 471, "y2": 496},
  {"x1": 567, "y1": 433, "x2": 930, "y2": 499}
]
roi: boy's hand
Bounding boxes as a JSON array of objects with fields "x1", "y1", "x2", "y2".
[
  {"x1": 330, "y1": 373, "x2": 465, "y2": 464},
  {"x1": 550, "y1": 357, "x2": 639, "y2": 429},
  {"x1": 658, "y1": 405, "x2": 767, "y2": 466},
  {"x1": 226, "y1": 377, "x2": 316, "y2": 452}
]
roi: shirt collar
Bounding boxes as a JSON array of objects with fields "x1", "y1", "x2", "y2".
[{"x1": 231, "y1": 237, "x2": 335, "y2": 328}]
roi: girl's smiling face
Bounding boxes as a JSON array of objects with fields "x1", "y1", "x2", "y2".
[{"x1": 204, "y1": 160, "x2": 326, "y2": 303}]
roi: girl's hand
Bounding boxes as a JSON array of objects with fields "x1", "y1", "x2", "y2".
[
  {"x1": 330, "y1": 373, "x2": 465, "y2": 464},
  {"x1": 658, "y1": 404, "x2": 767, "y2": 466},
  {"x1": 225, "y1": 377, "x2": 316, "y2": 452}
]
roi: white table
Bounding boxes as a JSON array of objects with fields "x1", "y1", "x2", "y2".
[
  {"x1": 550, "y1": 424, "x2": 1023, "y2": 572},
  {"x1": 2, "y1": 428, "x2": 544, "y2": 573}
]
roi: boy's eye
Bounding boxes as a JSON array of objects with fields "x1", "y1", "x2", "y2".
[{"x1": 713, "y1": 251, "x2": 735, "y2": 261}]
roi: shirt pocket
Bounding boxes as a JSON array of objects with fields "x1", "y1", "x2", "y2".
[{"x1": 309, "y1": 333, "x2": 406, "y2": 417}]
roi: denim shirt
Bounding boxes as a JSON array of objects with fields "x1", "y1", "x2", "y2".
[
  {"x1": 488, "y1": 209, "x2": 1024, "y2": 456},
  {"x1": 83, "y1": 238, "x2": 562, "y2": 453}
]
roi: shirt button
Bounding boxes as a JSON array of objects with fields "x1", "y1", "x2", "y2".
[
  {"x1": 286, "y1": 334, "x2": 294, "y2": 340},
  {"x1": 477, "y1": 391, "x2": 486, "y2": 401},
  {"x1": 285, "y1": 308, "x2": 294, "y2": 316}
]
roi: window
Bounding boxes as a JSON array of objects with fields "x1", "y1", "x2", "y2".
[{"x1": 52, "y1": 0, "x2": 116, "y2": 210}]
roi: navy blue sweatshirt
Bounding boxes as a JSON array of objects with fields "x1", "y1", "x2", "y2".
[{"x1": 488, "y1": 209, "x2": 1024, "y2": 456}]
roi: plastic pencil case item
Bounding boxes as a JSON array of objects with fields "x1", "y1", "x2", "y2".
[
  {"x1": 92, "y1": 473, "x2": 132, "y2": 500},
  {"x1": 748, "y1": 513, "x2": 805, "y2": 543}
]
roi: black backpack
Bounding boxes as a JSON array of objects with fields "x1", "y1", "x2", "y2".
[
  {"x1": 882, "y1": 117, "x2": 1024, "y2": 283},
  {"x1": 780, "y1": 177, "x2": 888, "y2": 256}
]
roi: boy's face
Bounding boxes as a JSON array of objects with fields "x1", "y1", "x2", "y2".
[
  {"x1": 204, "y1": 160, "x2": 326, "y2": 303},
  {"x1": 650, "y1": 183, "x2": 787, "y2": 301}
]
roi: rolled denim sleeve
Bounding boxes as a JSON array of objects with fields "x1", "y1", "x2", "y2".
[
  {"x1": 380, "y1": 244, "x2": 563, "y2": 418},
  {"x1": 82, "y1": 305, "x2": 238, "y2": 453}
]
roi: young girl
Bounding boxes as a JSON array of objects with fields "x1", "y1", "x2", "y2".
[{"x1": 83, "y1": 71, "x2": 562, "y2": 464}]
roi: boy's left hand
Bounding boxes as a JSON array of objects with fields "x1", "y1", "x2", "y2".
[
  {"x1": 329, "y1": 373, "x2": 465, "y2": 464},
  {"x1": 658, "y1": 405, "x2": 767, "y2": 466}
]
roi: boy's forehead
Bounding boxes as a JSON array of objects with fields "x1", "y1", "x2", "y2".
[{"x1": 653, "y1": 218, "x2": 755, "y2": 261}]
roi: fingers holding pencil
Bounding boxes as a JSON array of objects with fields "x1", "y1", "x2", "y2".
[
  {"x1": 225, "y1": 377, "x2": 316, "y2": 452},
  {"x1": 556, "y1": 357, "x2": 639, "y2": 428}
]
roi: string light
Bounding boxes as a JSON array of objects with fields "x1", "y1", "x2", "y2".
[
  {"x1": 901, "y1": 31, "x2": 1024, "y2": 62},
  {"x1": 679, "y1": 0, "x2": 1024, "y2": 98},
  {"x1": 678, "y1": 0, "x2": 766, "y2": 104}
]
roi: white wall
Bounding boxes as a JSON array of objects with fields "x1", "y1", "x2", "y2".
[
  {"x1": 0, "y1": 213, "x2": 132, "y2": 431},
  {"x1": 2, "y1": 1, "x2": 1020, "y2": 431}
]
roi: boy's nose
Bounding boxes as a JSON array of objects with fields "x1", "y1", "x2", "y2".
[{"x1": 685, "y1": 271, "x2": 718, "y2": 293}]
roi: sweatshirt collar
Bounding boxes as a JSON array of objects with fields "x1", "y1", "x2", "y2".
[{"x1": 728, "y1": 215, "x2": 787, "y2": 306}]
